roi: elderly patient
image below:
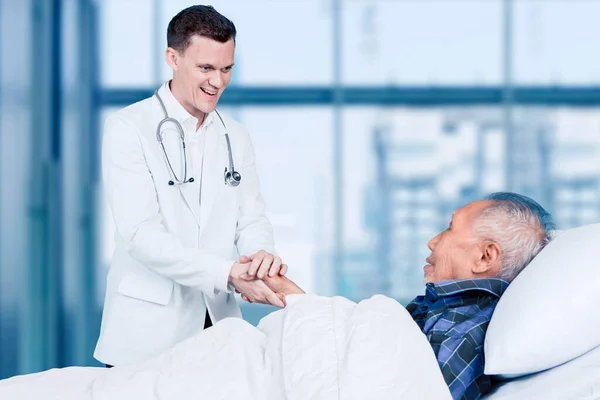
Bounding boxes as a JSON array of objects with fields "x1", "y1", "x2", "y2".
[{"x1": 242, "y1": 192, "x2": 554, "y2": 400}]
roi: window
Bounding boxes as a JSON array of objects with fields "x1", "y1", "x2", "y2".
[
  {"x1": 514, "y1": 0, "x2": 600, "y2": 84},
  {"x1": 100, "y1": 0, "x2": 155, "y2": 87},
  {"x1": 101, "y1": 0, "x2": 334, "y2": 87},
  {"x1": 342, "y1": 1, "x2": 503, "y2": 85},
  {"x1": 98, "y1": 1, "x2": 600, "y2": 304}
]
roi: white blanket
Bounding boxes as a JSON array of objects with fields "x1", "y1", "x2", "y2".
[{"x1": 0, "y1": 294, "x2": 451, "y2": 400}]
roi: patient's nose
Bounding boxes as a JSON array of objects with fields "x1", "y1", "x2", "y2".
[{"x1": 428, "y1": 233, "x2": 440, "y2": 251}]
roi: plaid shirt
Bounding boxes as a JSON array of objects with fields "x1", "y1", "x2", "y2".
[{"x1": 406, "y1": 278, "x2": 509, "y2": 400}]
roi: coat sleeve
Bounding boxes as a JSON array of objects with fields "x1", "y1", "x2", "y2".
[
  {"x1": 234, "y1": 130, "x2": 276, "y2": 257},
  {"x1": 102, "y1": 113, "x2": 234, "y2": 296}
]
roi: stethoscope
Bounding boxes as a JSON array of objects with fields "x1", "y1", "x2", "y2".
[{"x1": 154, "y1": 90, "x2": 241, "y2": 187}]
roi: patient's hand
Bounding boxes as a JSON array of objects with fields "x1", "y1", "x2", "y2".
[
  {"x1": 237, "y1": 256, "x2": 304, "y2": 306},
  {"x1": 239, "y1": 275, "x2": 304, "y2": 306},
  {"x1": 237, "y1": 279, "x2": 286, "y2": 307},
  {"x1": 262, "y1": 274, "x2": 305, "y2": 297},
  {"x1": 239, "y1": 256, "x2": 302, "y2": 295},
  {"x1": 230, "y1": 263, "x2": 285, "y2": 307}
]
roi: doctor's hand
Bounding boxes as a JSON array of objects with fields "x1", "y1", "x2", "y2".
[
  {"x1": 239, "y1": 251, "x2": 288, "y2": 280},
  {"x1": 228, "y1": 262, "x2": 285, "y2": 308}
]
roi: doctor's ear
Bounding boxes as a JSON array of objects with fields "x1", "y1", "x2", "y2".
[{"x1": 165, "y1": 47, "x2": 180, "y2": 71}]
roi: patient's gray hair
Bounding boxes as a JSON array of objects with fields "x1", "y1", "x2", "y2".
[{"x1": 473, "y1": 192, "x2": 555, "y2": 282}]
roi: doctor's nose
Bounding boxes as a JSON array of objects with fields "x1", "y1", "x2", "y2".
[{"x1": 209, "y1": 71, "x2": 224, "y2": 89}]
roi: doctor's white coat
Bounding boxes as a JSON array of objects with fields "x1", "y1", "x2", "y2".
[{"x1": 94, "y1": 83, "x2": 275, "y2": 366}]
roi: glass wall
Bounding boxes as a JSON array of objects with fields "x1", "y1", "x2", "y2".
[{"x1": 98, "y1": 0, "x2": 600, "y2": 302}]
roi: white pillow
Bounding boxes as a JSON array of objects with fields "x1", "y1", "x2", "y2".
[
  {"x1": 484, "y1": 223, "x2": 600, "y2": 378},
  {"x1": 482, "y1": 345, "x2": 600, "y2": 400}
]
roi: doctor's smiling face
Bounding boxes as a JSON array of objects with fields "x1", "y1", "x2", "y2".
[
  {"x1": 164, "y1": 6, "x2": 236, "y2": 121},
  {"x1": 166, "y1": 36, "x2": 234, "y2": 119},
  {"x1": 424, "y1": 200, "x2": 501, "y2": 283}
]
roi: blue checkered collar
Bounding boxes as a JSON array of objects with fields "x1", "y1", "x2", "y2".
[{"x1": 424, "y1": 278, "x2": 509, "y2": 302}]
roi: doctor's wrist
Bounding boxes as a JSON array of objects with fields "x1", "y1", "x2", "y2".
[{"x1": 214, "y1": 259, "x2": 238, "y2": 294}]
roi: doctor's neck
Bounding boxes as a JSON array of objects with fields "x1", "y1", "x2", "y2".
[{"x1": 168, "y1": 80, "x2": 207, "y2": 128}]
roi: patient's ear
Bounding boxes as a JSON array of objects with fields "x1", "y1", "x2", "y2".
[{"x1": 473, "y1": 240, "x2": 501, "y2": 275}]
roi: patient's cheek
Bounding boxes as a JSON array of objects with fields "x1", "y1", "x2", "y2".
[{"x1": 436, "y1": 255, "x2": 453, "y2": 281}]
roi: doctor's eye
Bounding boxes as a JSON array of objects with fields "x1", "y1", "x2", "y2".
[
  {"x1": 222, "y1": 66, "x2": 232, "y2": 72},
  {"x1": 197, "y1": 65, "x2": 211, "y2": 72}
]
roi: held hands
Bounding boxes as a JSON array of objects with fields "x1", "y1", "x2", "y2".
[
  {"x1": 233, "y1": 252, "x2": 304, "y2": 306},
  {"x1": 228, "y1": 260, "x2": 286, "y2": 308},
  {"x1": 229, "y1": 250, "x2": 299, "y2": 308}
]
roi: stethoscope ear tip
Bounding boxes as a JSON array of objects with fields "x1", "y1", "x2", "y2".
[{"x1": 168, "y1": 180, "x2": 175, "y2": 186}]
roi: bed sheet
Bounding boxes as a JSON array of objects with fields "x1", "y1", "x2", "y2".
[{"x1": 0, "y1": 294, "x2": 451, "y2": 400}]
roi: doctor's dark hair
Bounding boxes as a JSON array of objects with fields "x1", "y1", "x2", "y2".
[
  {"x1": 167, "y1": 5, "x2": 237, "y2": 53},
  {"x1": 474, "y1": 192, "x2": 556, "y2": 282}
]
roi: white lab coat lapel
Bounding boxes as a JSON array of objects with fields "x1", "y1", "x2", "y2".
[
  {"x1": 199, "y1": 123, "x2": 225, "y2": 234},
  {"x1": 157, "y1": 120, "x2": 202, "y2": 228},
  {"x1": 160, "y1": 119, "x2": 201, "y2": 229},
  {"x1": 178, "y1": 169, "x2": 202, "y2": 228}
]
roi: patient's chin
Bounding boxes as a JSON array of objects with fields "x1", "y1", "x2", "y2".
[{"x1": 423, "y1": 265, "x2": 435, "y2": 283}]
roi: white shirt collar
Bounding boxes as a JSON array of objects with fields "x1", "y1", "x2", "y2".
[{"x1": 156, "y1": 81, "x2": 214, "y2": 132}]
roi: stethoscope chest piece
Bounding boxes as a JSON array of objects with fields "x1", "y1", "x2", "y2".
[{"x1": 224, "y1": 168, "x2": 241, "y2": 187}]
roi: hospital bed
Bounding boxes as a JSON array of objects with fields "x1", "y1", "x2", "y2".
[{"x1": 0, "y1": 224, "x2": 598, "y2": 399}]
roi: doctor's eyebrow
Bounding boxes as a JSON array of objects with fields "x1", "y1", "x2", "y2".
[{"x1": 196, "y1": 63, "x2": 235, "y2": 70}]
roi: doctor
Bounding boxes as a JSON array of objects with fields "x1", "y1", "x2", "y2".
[{"x1": 95, "y1": 5, "x2": 287, "y2": 367}]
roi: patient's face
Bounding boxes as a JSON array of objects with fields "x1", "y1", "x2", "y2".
[{"x1": 424, "y1": 200, "x2": 492, "y2": 283}]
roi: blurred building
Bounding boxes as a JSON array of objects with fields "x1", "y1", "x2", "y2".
[{"x1": 553, "y1": 110, "x2": 600, "y2": 228}]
